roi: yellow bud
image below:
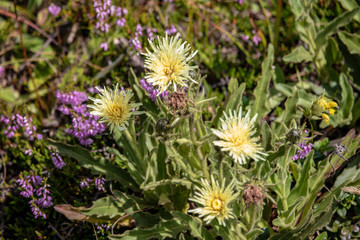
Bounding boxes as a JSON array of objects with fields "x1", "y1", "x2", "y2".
[
  {"x1": 322, "y1": 113, "x2": 330, "y2": 124},
  {"x1": 329, "y1": 108, "x2": 335, "y2": 116},
  {"x1": 328, "y1": 101, "x2": 338, "y2": 109}
]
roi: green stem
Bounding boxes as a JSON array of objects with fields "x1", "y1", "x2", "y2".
[
  {"x1": 273, "y1": 0, "x2": 283, "y2": 54},
  {"x1": 189, "y1": 115, "x2": 196, "y2": 144},
  {"x1": 124, "y1": 129, "x2": 144, "y2": 168},
  {"x1": 189, "y1": 114, "x2": 209, "y2": 180},
  {"x1": 259, "y1": 0, "x2": 273, "y2": 43},
  {"x1": 248, "y1": 204, "x2": 258, "y2": 231}
]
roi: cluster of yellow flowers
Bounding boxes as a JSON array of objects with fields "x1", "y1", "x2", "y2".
[
  {"x1": 312, "y1": 94, "x2": 338, "y2": 124},
  {"x1": 88, "y1": 34, "x2": 267, "y2": 226}
]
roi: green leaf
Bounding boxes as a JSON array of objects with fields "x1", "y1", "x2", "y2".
[
  {"x1": 251, "y1": 44, "x2": 274, "y2": 120},
  {"x1": 109, "y1": 218, "x2": 187, "y2": 240},
  {"x1": 339, "y1": 0, "x2": 360, "y2": 22},
  {"x1": 212, "y1": 82, "x2": 246, "y2": 127},
  {"x1": 48, "y1": 140, "x2": 139, "y2": 190},
  {"x1": 314, "y1": 232, "x2": 327, "y2": 240},
  {"x1": 142, "y1": 179, "x2": 192, "y2": 191},
  {"x1": 0, "y1": 87, "x2": 19, "y2": 102},
  {"x1": 315, "y1": 8, "x2": 360, "y2": 49},
  {"x1": 330, "y1": 73, "x2": 354, "y2": 127},
  {"x1": 157, "y1": 143, "x2": 167, "y2": 180},
  {"x1": 82, "y1": 196, "x2": 123, "y2": 218},
  {"x1": 228, "y1": 77, "x2": 239, "y2": 94},
  {"x1": 287, "y1": 151, "x2": 314, "y2": 207},
  {"x1": 225, "y1": 82, "x2": 246, "y2": 113},
  {"x1": 172, "y1": 211, "x2": 215, "y2": 240},
  {"x1": 338, "y1": 31, "x2": 360, "y2": 55},
  {"x1": 283, "y1": 46, "x2": 313, "y2": 63}
]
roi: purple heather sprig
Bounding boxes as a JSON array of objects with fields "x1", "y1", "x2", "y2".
[
  {"x1": 95, "y1": 223, "x2": 110, "y2": 235},
  {"x1": 48, "y1": 3, "x2": 61, "y2": 17},
  {"x1": 100, "y1": 42, "x2": 109, "y2": 51},
  {"x1": 165, "y1": 25, "x2": 179, "y2": 36},
  {"x1": 140, "y1": 78, "x2": 168, "y2": 102},
  {"x1": 146, "y1": 27, "x2": 158, "y2": 41},
  {"x1": 56, "y1": 90, "x2": 106, "y2": 146},
  {"x1": 292, "y1": 142, "x2": 313, "y2": 160},
  {"x1": 0, "y1": 114, "x2": 41, "y2": 141},
  {"x1": 252, "y1": 30, "x2": 261, "y2": 46},
  {"x1": 17, "y1": 174, "x2": 53, "y2": 219},
  {"x1": 80, "y1": 178, "x2": 92, "y2": 188},
  {"x1": 94, "y1": 177, "x2": 106, "y2": 191},
  {"x1": 51, "y1": 152, "x2": 66, "y2": 169}
]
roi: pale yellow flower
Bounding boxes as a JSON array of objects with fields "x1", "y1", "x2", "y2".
[
  {"x1": 211, "y1": 108, "x2": 267, "y2": 164},
  {"x1": 188, "y1": 176, "x2": 238, "y2": 226},
  {"x1": 143, "y1": 33, "x2": 198, "y2": 93},
  {"x1": 88, "y1": 84, "x2": 142, "y2": 132}
]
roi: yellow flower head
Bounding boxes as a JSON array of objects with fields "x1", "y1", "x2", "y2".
[
  {"x1": 188, "y1": 176, "x2": 238, "y2": 226},
  {"x1": 312, "y1": 94, "x2": 338, "y2": 124},
  {"x1": 211, "y1": 108, "x2": 267, "y2": 165},
  {"x1": 88, "y1": 84, "x2": 142, "y2": 132},
  {"x1": 143, "y1": 33, "x2": 198, "y2": 93}
]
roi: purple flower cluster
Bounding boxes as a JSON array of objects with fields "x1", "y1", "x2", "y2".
[
  {"x1": 115, "y1": 6, "x2": 127, "y2": 27},
  {"x1": 0, "y1": 114, "x2": 42, "y2": 141},
  {"x1": 17, "y1": 175, "x2": 53, "y2": 219},
  {"x1": 292, "y1": 142, "x2": 313, "y2": 160},
  {"x1": 48, "y1": 3, "x2": 61, "y2": 17},
  {"x1": 51, "y1": 152, "x2": 66, "y2": 169},
  {"x1": 252, "y1": 30, "x2": 261, "y2": 46},
  {"x1": 130, "y1": 24, "x2": 144, "y2": 51},
  {"x1": 241, "y1": 30, "x2": 261, "y2": 46},
  {"x1": 80, "y1": 178, "x2": 92, "y2": 188},
  {"x1": 93, "y1": 0, "x2": 128, "y2": 51},
  {"x1": 165, "y1": 25, "x2": 179, "y2": 36},
  {"x1": 80, "y1": 177, "x2": 106, "y2": 191},
  {"x1": 56, "y1": 90, "x2": 105, "y2": 146},
  {"x1": 95, "y1": 223, "x2": 110, "y2": 235},
  {"x1": 140, "y1": 78, "x2": 168, "y2": 101},
  {"x1": 95, "y1": 177, "x2": 106, "y2": 191},
  {"x1": 146, "y1": 27, "x2": 158, "y2": 42}
]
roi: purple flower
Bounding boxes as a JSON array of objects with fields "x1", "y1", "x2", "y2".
[
  {"x1": 242, "y1": 35, "x2": 250, "y2": 42},
  {"x1": 56, "y1": 90, "x2": 88, "y2": 105},
  {"x1": 80, "y1": 178, "x2": 92, "y2": 188},
  {"x1": 96, "y1": 223, "x2": 110, "y2": 234},
  {"x1": 94, "y1": 177, "x2": 106, "y2": 192},
  {"x1": 56, "y1": 90, "x2": 105, "y2": 146},
  {"x1": 17, "y1": 174, "x2": 52, "y2": 219},
  {"x1": 100, "y1": 42, "x2": 109, "y2": 51},
  {"x1": 292, "y1": 142, "x2": 313, "y2": 160},
  {"x1": 140, "y1": 78, "x2": 168, "y2": 101},
  {"x1": 0, "y1": 114, "x2": 38, "y2": 140},
  {"x1": 29, "y1": 200, "x2": 47, "y2": 219},
  {"x1": 48, "y1": 3, "x2": 61, "y2": 17},
  {"x1": 252, "y1": 30, "x2": 261, "y2": 46},
  {"x1": 51, "y1": 153, "x2": 66, "y2": 169},
  {"x1": 165, "y1": 25, "x2": 178, "y2": 36},
  {"x1": 25, "y1": 149, "x2": 32, "y2": 156},
  {"x1": 116, "y1": 18, "x2": 126, "y2": 27}
]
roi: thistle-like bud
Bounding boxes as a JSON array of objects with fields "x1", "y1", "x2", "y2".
[
  {"x1": 243, "y1": 184, "x2": 264, "y2": 207},
  {"x1": 286, "y1": 128, "x2": 302, "y2": 144},
  {"x1": 167, "y1": 90, "x2": 188, "y2": 115}
]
